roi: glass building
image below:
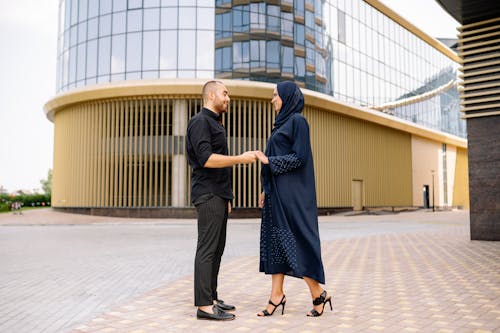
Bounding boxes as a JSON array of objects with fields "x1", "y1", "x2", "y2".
[
  {"x1": 56, "y1": 0, "x2": 465, "y2": 137},
  {"x1": 46, "y1": 0, "x2": 469, "y2": 216}
]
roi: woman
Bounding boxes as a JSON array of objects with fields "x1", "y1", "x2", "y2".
[{"x1": 255, "y1": 81, "x2": 332, "y2": 317}]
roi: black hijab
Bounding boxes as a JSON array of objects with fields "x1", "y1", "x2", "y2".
[{"x1": 273, "y1": 81, "x2": 304, "y2": 130}]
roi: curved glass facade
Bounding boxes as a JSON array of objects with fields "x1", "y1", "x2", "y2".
[
  {"x1": 56, "y1": 0, "x2": 465, "y2": 137},
  {"x1": 56, "y1": 0, "x2": 216, "y2": 91}
]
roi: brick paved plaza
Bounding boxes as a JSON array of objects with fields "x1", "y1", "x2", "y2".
[{"x1": 0, "y1": 209, "x2": 498, "y2": 332}]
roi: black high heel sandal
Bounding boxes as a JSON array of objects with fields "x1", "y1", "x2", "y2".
[
  {"x1": 307, "y1": 290, "x2": 332, "y2": 317},
  {"x1": 257, "y1": 295, "x2": 286, "y2": 317}
]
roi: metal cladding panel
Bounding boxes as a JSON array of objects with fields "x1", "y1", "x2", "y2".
[{"x1": 306, "y1": 106, "x2": 413, "y2": 208}]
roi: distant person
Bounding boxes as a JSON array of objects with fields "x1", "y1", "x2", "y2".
[
  {"x1": 255, "y1": 81, "x2": 332, "y2": 317},
  {"x1": 186, "y1": 80, "x2": 257, "y2": 321}
]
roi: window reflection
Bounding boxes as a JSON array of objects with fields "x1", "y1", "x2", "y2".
[
  {"x1": 111, "y1": 35, "x2": 125, "y2": 74},
  {"x1": 98, "y1": 36, "x2": 111, "y2": 76},
  {"x1": 127, "y1": 9, "x2": 143, "y2": 32},
  {"x1": 178, "y1": 30, "x2": 196, "y2": 69},
  {"x1": 161, "y1": 8, "x2": 178, "y2": 30},
  {"x1": 143, "y1": 31, "x2": 159, "y2": 71},
  {"x1": 126, "y1": 32, "x2": 142, "y2": 72}
]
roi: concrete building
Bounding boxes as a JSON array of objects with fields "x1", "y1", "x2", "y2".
[{"x1": 44, "y1": 0, "x2": 469, "y2": 217}]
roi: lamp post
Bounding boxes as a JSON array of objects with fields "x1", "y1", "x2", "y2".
[{"x1": 431, "y1": 169, "x2": 435, "y2": 212}]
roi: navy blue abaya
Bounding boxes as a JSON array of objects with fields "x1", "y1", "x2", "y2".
[{"x1": 259, "y1": 81, "x2": 325, "y2": 284}]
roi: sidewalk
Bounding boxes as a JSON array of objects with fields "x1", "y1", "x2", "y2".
[
  {"x1": 72, "y1": 221, "x2": 499, "y2": 333},
  {"x1": 1, "y1": 209, "x2": 499, "y2": 332}
]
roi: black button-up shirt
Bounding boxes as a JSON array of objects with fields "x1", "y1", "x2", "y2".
[{"x1": 186, "y1": 107, "x2": 233, "y2": 202}]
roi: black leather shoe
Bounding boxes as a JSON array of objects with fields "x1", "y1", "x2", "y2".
[
  {"x1": 215, "y1": 299, "x2": 236, "y2": 311},
  {"x1": 197, "y1": 306, "x2": 235, "y2": 321}
]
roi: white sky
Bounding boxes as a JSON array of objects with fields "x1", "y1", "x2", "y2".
[{"x1": 0, "y1": 0, "x2": 459, "y2": 193}]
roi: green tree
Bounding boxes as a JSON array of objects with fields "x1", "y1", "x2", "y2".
[{"x1": 40, "y1": 169, "x2": 52, "y2": 195}]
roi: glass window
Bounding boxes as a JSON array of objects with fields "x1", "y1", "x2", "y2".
[
  {"x1": 144, "y1": 0, "x2": 160, "y2": 7},
  {"x1": 86, "y1": 19, "x2": 98, "y2": 42},
  {"x1": 128, "y1": 9, "x2": 143, "y2": 32},
  {"x1": 143, "y1": 31, "x2": 159, "y2": 71},
  {"x1": 197, "y1": 30, "x2": 214, "y2": 70},
  {"x1": 178, "y1": 30, "x2": 196, "y2": 69},
  {"x1": 266, "y1": 41, "x2": 279, "y2": 69},
  {"x1": 295, "y1": 56, "x2": 305, "y2": 81},
  {"x1": 98, "y1": 36, "x2": 111, "y2": 76},
  {"x1": 161, "y1": 0, "x2": 177, "y2": 6},
  {"x1": 216, "y1": 47, "x2": 232, "y2": 72},
  {"x1": 143, "y1": 8, "x2": 160, "y2": 30},
  {"x1": 111, "y1": 35, "x2": 125, "y2": 74},
  {"x1": 306, "y1": 40, "x2": 314, "y2": 64},
  {"x1": 79, "y1": 0, "x2": 88, "y2": 22},
  {"x1": 305, "y1": 11, "x2": 314, "y2": 36},
  {"x1": 61, "y1": 51, "x2": 69, "y2": 88},
  {"x1": 233, "y1": 5, "x2": 249, "y2": 32},
  {"x1": 267, "y1": 5, "x2": 280, "y2": 32},
  {"x1": 198, "y1": 7, "x2": 215, "y2": 31},
  {"x1": 64, "y1": 0, "x2": 71, "y2": 30},
  {"x1": 294, "y1": 23, "x2": 304, "y2": 45},
  {"x1": 281, "y1": 12, "x2": 293, "y2": 37},
  {"x1": 126, "y1": 32, "x2": 142, "y2": 72},
  {"x1": 142, "y1": 71, "x2": 158, "y2": 79},
  {"x1": 78, "y1": 22, "x2": 87, "y2": 44},
  {"x1": 250, "y1": 40, "x2": 265, "y2": 68},
  {"x1": 86, "y1": 39, "x2": 98, "y2": 78},
  {"x1": 233, "y1": 41, "x2": 249, "y2": 70},
  {"x1": 99, "y1": 14, "x2": 112, "y2": 37},
  {"x1": 71, "y1": 0, "x2": 78, "y2": 26},
  {"x1": 70, "y1": 26, "x2": 78, "y2": 47},
  {"x1": 112, "y1": 12, "x2": 126, "y2": 34},
  {"x1": 161, "y1": 8, "x2": 178, "y2": 29},
  {"x1": 338, "y1": 10, "x2": 346, "y2": 44},
  {"x1": 179, "y1": 7, "x2": 196, "y2": 29},
  {"x1": 180, "y1": 0, "x2": 195, "y2": 6},
  {"x1": 223, "y1": 47, "x2": 232, "y2": 71},
  {"x1": 329, "y1": 6, "x2": 338, "y2": 40},
  {"x1": 128, "y1": 0, "x2": 143, "y2": 9},
  {"x1": 88, "y1": 0, "x2": 99, "y2": 18},
  {"x1": 160, "y1": 30, "x2": 177, "y2": 70},
  {"x1": 77, "y1": 43, "x2": 86, "y2": 81},
  {"x1": 113, "y1": 0, "x2": 127, "y2": 11},
  {"x1": 294, "y1": 0, "x2": 304, "y2": 17},
  {"x1": 250, "y1": 3, "x2": 266, "y2": 30},
  {"x1": 281, "y1": 46, "x2": 293, "y2": 73},
  {"x1": 100, "y1": 0, "x2": 112, "y2": 15}
]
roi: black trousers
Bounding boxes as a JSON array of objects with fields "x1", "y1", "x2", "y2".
[{"x1": 193, "y1": 193, "x2": 228, "y2": 306}]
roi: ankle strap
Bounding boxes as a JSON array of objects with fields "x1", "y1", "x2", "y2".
[{"x1": 313, "y1": 291, "x2": 327, "y2": 305}]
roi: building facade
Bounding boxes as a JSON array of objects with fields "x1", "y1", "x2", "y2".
[
  {"x1": 46, "y1": 0, "x2": 469, "y2": 217},
  {"x1": 436, "y1": 0, "x2": 500, "y2": 240}
]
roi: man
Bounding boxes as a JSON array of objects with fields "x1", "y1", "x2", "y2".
[{"x1": 186, "y1": 80, "x2": 256, "y2": 321}]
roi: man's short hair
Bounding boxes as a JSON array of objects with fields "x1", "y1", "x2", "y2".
[{"x1": 202, "y1": 80, "x2": 224, "y2": 104}]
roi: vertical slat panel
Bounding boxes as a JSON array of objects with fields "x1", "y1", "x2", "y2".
[
  {"x1": 166, "y1": 98, "x2": 170, "y2": 206},
  {"x1": 104, "y1": 101, "x2": 111, "y2": 207},
  {"x1": 112, "y1": 101, "x2": 119, "y2": 207},
  {"x1": 138, "y1": 99, "x2": 144, "y2": 206},
  {"x1": 159, "y1": 99, "x2": 165, "y2": 206},
  {"x1": 118, "y1": 100, "x2": 124, "y2": 207}
]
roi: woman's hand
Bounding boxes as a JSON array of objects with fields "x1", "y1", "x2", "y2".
[
  {"x1": 259, "y1": 192, "x2": 265, "y2": 208},
  {"x1": 254, "y1": 150, "x2": 269, "y2": 164}
]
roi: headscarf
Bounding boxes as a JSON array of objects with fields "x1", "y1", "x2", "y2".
[{"x1": 273, "y1": 81, "x2": 304, "y2": 130}]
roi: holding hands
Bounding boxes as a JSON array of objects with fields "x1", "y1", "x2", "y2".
[
  {"x1": 238, "y1": 150, "x2": 269, "y2": 164},
  {"x1": 253, "y1": 150, "x2": 269, "y2": 164}
]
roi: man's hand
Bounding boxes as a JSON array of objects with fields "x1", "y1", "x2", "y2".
[
  {"x1": 238, "y1": 151, "x2": 257, "y2": 164},
  {"x1": 228, "y1": 201, "x2": 232, "y2": 214}
]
